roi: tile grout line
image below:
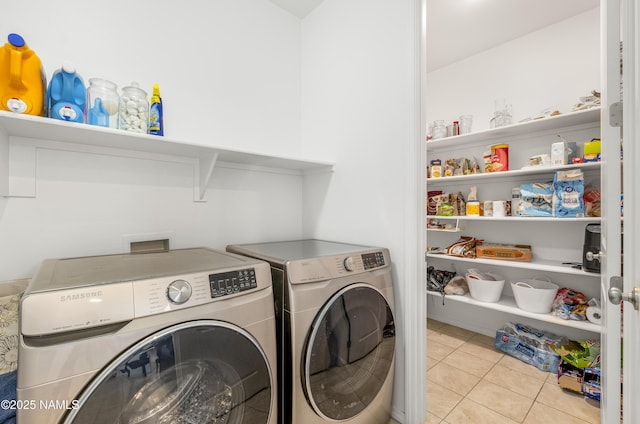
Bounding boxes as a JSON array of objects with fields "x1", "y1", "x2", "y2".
[
  {"x1": 429, "y1": 331, "x2": 522, "y2": 423},
  {"x1": 449, "y1": 349, "x2": 525, "y2": 423}
]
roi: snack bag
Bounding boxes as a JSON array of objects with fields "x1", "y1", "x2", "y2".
[
  {"x1": 446, "y1": 236, "x2": 479, "y2": 257},
  {"x1": 584, "y1": 187, "x2": 601, "y2": 217},
  {"x1": 553, "y1": 169, "x2": 585, "y2": 217},
  {"x1": 518, "y1": 182, "x2": 553, "y2": 216}
]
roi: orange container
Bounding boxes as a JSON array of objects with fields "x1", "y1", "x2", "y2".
[{"x1": 0, "y1": 33, "x2": 46, "y2": 115}]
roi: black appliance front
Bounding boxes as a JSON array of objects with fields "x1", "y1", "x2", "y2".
[
  {"x1": 63, "y1": 320, "x2": 273, "y2": 424},
  {"x1": 583, "y1": 223, "x2": 601, "y2": 273}
]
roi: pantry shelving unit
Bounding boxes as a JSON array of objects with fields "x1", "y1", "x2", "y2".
[
  {"x1": 426, "y1": 161, "x2": 601, "y2": 185},
  {"x1": 0, "y1": 111, "x2": 334, "y2": 201},
  {"x1": 427, "y1": 291, "x2": 602, "y2": 333},
  {"x1": 426, "y1": 252, "x2": 595, "y2": 276},
  {"x1": 425, "y1": 107, "x2": 602, "y2": 337},
  {"x1": 427, "y1": 107, "x2": 600, "y2": 148}
]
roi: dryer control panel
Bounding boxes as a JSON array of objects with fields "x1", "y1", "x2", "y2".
[
  {"x1": 362, "y1": 251, "x2": 386, "y2": 269},
  {"x1": 288, "y1": 249, "x2": 390, "y2": 284},
  {"x1": 209, "y1": 268, "x2": 257, "y2": 298}
]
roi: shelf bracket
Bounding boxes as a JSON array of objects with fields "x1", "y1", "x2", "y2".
[
  {"x1": 195, "y1": 152, "x2": 218, "y2": 202},
  {"x1": 7, "y1": 139, "x2": 36, "y2": 198}
]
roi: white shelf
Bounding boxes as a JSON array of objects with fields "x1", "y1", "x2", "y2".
[
  {"x1": 427, "y1": 108, "x2": 600, "y2": 151},
  {"x1": 427, "y1": 227, "x2": 464, "y2": 233},
  {"x1": 427, "y1": 290, "x2": 601, "y2": 333},
  {"x1": 0, "y1": 111, "x2": 334, "y2": 201},
  {"x1": 426, "y1": 162, "x2": 601, "y2": 185},
  {"x1": 427, "y1": 215, "x2": 601, "y2": 223},
  {"x1": 425, "y1": 252, "x2": 598, "y2": 277}
]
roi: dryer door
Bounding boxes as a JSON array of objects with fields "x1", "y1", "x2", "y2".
[
  {"x1": 63, "y1": 320, "x2": 273, "y2": 424},
  {"x1": 303, "y1": 283, "x2": 395, "y2": 420}
]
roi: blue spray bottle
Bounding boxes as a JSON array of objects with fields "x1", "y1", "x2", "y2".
[{"x1": 148, "y1": 83, "x2": 163, "y2": 136}]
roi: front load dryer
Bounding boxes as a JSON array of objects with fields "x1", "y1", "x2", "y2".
[
  {"x1": 17, "y1": 247, "x2": 277, "y2": 424},
  {"x1": 227, "y1": 239, "x2": 395, "y2": 424}
]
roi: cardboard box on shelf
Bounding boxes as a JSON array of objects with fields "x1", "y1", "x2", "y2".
[{"x1": 476, "y1": 243, "x2": 532, "y2": 262}]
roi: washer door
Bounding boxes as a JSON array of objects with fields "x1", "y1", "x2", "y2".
[
  {"x1": 303, "y1": 284, "x2": 395, "y2": 421},
  {"x1": 64, "y1": 320, "x2": 273, "y2": 424}
]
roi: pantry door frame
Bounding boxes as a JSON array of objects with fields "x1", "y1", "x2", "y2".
[
  {"x1": 601, "y1": 0, "x2": 622, "y2": 422},
  {"x1": 601, "y1": 0, "x2": 640, "y2": 422},
  {"x1": 619, "y1": 0, "x2": 640, "y2": 421}
]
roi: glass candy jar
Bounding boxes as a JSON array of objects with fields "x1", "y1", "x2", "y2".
[
  {"x1": 86, "y1": 78, "x2": 119, "y2": 129},
  {"x1": 432, "y1": 120, "x2": 446, "y2": 140},
  {"x1": 119, "y1": 82, "x2": 148, "y2": 133}
]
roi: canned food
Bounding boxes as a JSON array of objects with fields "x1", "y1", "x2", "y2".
[
  {"x1": 483, "y1": 200, "x2": 493, "y2": 217},
  {"x1": 430, "y1": 159, "x2": 442, "y2": 178}
]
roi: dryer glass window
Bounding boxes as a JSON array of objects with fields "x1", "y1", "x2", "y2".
[
  {"x1": 303, "y1": 284, "x2": 395, "y2": 420},
  {"x1": 64, "y1": 321, "x2": 273, "y2": 424}
]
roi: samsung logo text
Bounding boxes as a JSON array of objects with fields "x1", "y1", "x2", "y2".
[{"x1": 60, "y1": 291, "x2": 103, "y2": 302}]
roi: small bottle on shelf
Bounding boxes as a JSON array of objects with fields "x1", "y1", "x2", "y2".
[{"x1": 148, "y1": 83, "x2": 164, "y2": 136}]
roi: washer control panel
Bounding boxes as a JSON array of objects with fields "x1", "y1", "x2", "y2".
[
  {"x1": 21, "y1": 249, "x2": 271, "y2": 336},
  {"x1": 209, "y1": 268, "x2": 257, "y2": 298}
]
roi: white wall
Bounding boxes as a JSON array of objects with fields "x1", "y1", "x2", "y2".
[
  {"x1": 0, "y1": 0, "x2": 305, "y2": 280},
  {"x1": 1, "y1": 1, "x2": 424, "y2": 421},
  {"x1": 0, "y1": 0, "x2": 302, "y2": 155},
  {"x1": 0, "y1": 152, "x2": 304, "y2": 280},
  {"x1": 427, "y1": 8, "x2": 600, "y2": 132},
  {"x1": 300, "y1": 0, "x2": 421, "y2": 420}
]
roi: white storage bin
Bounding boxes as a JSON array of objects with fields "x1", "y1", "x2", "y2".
[
  {"x1": 511, "y1": 278, "x2": 559, "y2": 313},
  {"x1": 465, "y1": 271, "x2": 505, "y2": 303}
]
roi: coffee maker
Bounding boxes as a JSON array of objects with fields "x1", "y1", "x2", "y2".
[{"x1": 583, "y1": 224, "x2": 601, "y2": 273}]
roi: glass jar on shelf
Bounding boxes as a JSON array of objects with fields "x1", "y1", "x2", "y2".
[
  {"x1": 459, "y1": 115, "x2": 473, "y2": 134},
  {"x1": 432, "y1": 120, "x2": 446, "y2": 139},
  {"x1": 493, "y1": 98, "x2": 513, "y2": 128},
  {"x1": 119, "y1": 82, "x2": 149, "y2": 133},
  {"x1": 86, "y1": 78, "x2": 119, "y2": 129}
]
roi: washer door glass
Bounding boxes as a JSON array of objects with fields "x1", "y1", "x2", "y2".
[
  {"x1": 64, "y1": 320, "x2": 273, "y2": 424},
  {"x1": 303, "y1": 284, "x2": 395, "y2": 420}
]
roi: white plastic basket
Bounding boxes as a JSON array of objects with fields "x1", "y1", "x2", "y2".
[
  {"x1": 466, "y1": 271, "x2": 505, "y2": 303},
  {"x1": 511, "y1": 278, "x2": 559, "y2": 313}
]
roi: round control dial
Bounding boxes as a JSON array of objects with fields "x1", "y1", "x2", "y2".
[
  {"x1": 167, "y1": 279, "x2": 192, "y2": 304},
  {"x1": 343, "y1": 256, "x2": 356, "y2": 272}
]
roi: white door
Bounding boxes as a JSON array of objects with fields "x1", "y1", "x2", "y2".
[{"x1": 602, "y1": 0, "x2": 640, "y2": 422}]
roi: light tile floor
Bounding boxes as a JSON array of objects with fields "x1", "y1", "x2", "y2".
[{"x1": 420, "y1": 319, "x2": 601, "y2": 424}]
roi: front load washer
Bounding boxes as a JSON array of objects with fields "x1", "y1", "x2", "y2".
[
  {"x1": 227, "y1": 240, "x2": 395, "y2": 424},
  {"x1": 17, "y1": 248, "x2": 277, "y2": 424}
]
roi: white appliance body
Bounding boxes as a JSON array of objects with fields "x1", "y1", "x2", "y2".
[
  {"x1": 227, "y1": 240, "x2": 395, "y2": 424},
  {"x1": 17, "y1": 248, "x2": 277, "y2": 424}
]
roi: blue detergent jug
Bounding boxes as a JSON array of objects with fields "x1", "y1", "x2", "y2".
[{"x1": 47, "y1": 61, "x2": 86, "y2": 122}]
